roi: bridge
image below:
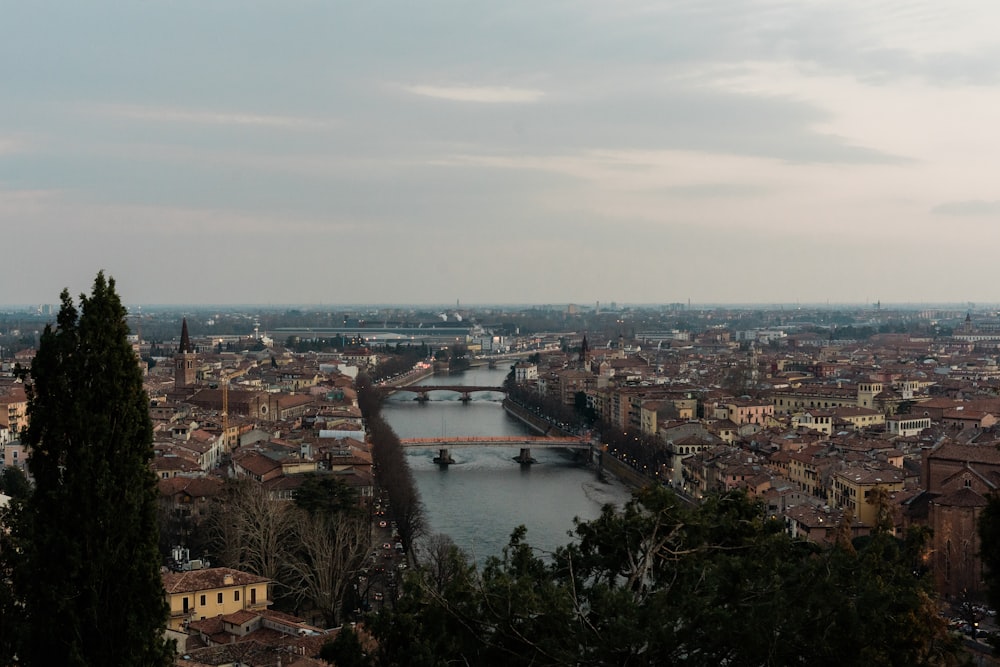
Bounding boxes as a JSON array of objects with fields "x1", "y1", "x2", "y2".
[
  {"x1": 400, "y1": 435, "x2": 592, "y2": 465},
  {"x1": 392, "y1": 385, "x2": 504, "y2": 403}
]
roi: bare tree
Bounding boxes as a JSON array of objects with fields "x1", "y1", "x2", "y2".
[
  {"x1": 207, "y1": 480, "x2": 294, "y2": 584},
  {"x1": 418, "y1": 533, "x2": 472, "y2": 594},
  {"x1": 284, "y1": 508, "x2": 371, "y2": 627}
]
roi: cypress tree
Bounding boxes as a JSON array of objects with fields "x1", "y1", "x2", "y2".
[{"x1": 11, "y1": 272, "x2": 172, "y2": 666}]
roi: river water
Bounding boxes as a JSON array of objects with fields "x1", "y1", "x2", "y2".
[{"x1": 381, "y1": 365, "x2": 632, "y2": 564}]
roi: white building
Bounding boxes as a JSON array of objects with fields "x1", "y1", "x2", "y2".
[
  {"x1": 886, "y1": 416, "x2": 931, "y2": 437},
  {"x1": 514, "y1": 362, "x2": 538, "y2": 382}
]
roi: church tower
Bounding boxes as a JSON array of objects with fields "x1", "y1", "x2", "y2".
[
  {"x1": 174, "y1": 318, "x2": 197, "y2": 390},
  {"x1": 857, "y1": 382, "x2": 883, "y2": 410}
]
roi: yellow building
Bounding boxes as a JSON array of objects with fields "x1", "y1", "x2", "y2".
[
  {"x1": 162, "y1": 567, "x2": 271, "y2": 631},
  {"x1": 828, "y1": 465, "x2": 905, "y2": 528},
  {"x1": 786, "y1": 446, "x2": 833, "y2": 499},
  {"x1": 0, "y1": 386, "x2": 27, "y2": 434},
  {"x1": 831, "y1": 406, "x2": 885, "y2": 430},
  {"x1": 793, "y1": 407, "x2": 885, "y2": 434}
]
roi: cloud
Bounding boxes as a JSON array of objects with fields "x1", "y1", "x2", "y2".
[
  {"x1": 400, "y1": 84, "x2": 545, "y2": 104},
  {"x1": 91, "y1": 104, "x2": 334, "y2": 130},
  {"x1": 0, "y1": 135, "x2": 30, "y2": 155},
  {"x1": 932, "y1": 200, "x2": 1000, "y2": 217},
  {"x1": 663, "y1": 183, "x2": 770, "y2": 198}
]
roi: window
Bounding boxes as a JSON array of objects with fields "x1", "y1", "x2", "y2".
[
  {"x1": 218, "y1": 592, "x2": 223, "y2": 604},
  {"x1": 235, "y1": 590, "x2": 240, "y2": 602},
  {"x1": 200, "y1": 595, "x2": 206, "y2": 606},
  {"x1": 182, "y1": 597, "x2": 189, "y2": 613},
  {"x1": 251, "y1": 588, "x2": 257, "y2": 605}
]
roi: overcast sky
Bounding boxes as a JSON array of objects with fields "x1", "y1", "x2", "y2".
[{"x1": 3, "y1": 1, "x2": 1000, "y2": 307}]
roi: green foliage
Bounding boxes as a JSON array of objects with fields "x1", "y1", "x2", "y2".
[
  {"x1": 293, "y1": 473, "x2": 359, "y2": 518},
  {"x1": 980, "y1": 493, "x2": 1000, "y2": 616},
  {"x1": 374, "y1": 487, "x2": 961, "y2": 667},
  {"x1": 320, "y1": 625, "x2": 371, "y2": 667},
  {"x1": 448, "y1": 343, "x2": 470, "y2": 372},
  {"x1": 0, "y1": 466, "x2": 30, "y2": 500},
  {"x1": 5, "y1": 273, "x2": 173, "y2": 666}
]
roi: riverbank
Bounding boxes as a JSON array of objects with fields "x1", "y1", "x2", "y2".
[
  {"x1": 381, "y1": 366, "x2": 435, "y2": 388},
  {"x1": 501, "y1": 398, "x2": 563, "y2": 436},
  {"x1": 596, "y1": 452, "x2": 654, "y2": 490}
]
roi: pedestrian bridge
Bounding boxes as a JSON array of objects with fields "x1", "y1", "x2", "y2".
[{"x1": 400, "y1": 436, "x2": 592, "y2": 465}]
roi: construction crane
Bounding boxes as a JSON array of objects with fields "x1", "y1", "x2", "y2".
[
  {"x1": 218, "y1": 368, "x2": 231, "y2": 452},
  {"x1": 222, "y1": 373, "x2": 229, "y2": 450}
]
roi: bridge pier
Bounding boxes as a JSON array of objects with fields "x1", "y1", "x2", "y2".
[
  {"x1": 433, "y1": 448, "x2": 455, "y2": 465},
  {"x1": 459, "y1": 392, "x2": 472, "y2": 403},
  {"x1": 514, "y1": 447, "x2": 536, "y2": 465},
  {"x1": 415, "y1": 392, "x2": 429, "y2": 403}
]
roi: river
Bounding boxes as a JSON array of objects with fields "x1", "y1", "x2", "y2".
[{"x1": 381, "y1": 365, "x2": 632, "y2": 564}]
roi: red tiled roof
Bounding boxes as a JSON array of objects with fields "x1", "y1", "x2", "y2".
[
  {"x1": 930, "y1": 443, "x2": 1000, "y2": 466},
  {"x1": 188, "y1": 615, "x2": 226, "y2": 636},
  {"x1": 222, "y1": 609, "x2": 259, "y2": 625},
  {"x1": 235, "y1": 452, "x2": 282, "y2": 476},
  {"x1": 934, "y1": 487, "x2": 988, "y2": 508},
  {"x1": 158, "y1": 475, "x2": 223, "y2": 498},
  {"x1": 162, "y1": 567, "x2": 269, "y2": 594}
]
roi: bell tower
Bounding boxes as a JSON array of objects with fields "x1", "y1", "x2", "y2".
[{"x1": 174, "y1": 318, "x2": 197, "y2": 389}]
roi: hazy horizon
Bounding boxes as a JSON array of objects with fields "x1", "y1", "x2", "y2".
[{"x1": 1, "y1": 301, "x2": 995, "y2": 313}]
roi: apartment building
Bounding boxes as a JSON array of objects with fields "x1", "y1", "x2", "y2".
[{"x1": 163, "y1": 567, "x2": 271, "y2": 632}]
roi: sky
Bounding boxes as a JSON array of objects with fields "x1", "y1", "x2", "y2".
[{"x1": 3, "y1": 0, "x2": 1000, "y2": 307}]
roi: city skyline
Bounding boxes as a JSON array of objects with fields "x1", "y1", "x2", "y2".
[
  {"x1": 4, "y1": 1, "x2": 1000, "y2": 305},
  {"x1": 4, "y1": 300, "x2": 1000, "y2": 313}
]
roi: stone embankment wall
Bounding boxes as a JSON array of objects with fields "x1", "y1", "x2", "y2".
[
  {"x1": 596, "y1": 452, "x2": 652, "y2": 489},
  {"x1": 502, "y1": 399, "x2": 559, "y2": 436},
  {"x1": 383, "y1": 367, "x2": 434, "y2": 387}
]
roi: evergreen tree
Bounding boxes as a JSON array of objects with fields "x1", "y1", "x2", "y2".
[
  {"x1": 375, "y1": 487, "x2": 962, "y2": 667},
  {"x1": 979, "y1": 493, "x2": 1000, "y2": 617},
  {"x1": 320, "y1": 625, "x2": 371, "y2": 667},
  {"x1": 0, "y1": 466, "x2": 30, "y2": 501},
  {"x1": 8, "y1": 273, "x2": 173, "y2": 666}
]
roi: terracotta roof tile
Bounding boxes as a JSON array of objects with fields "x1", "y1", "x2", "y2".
[
  {"x1": 930, "y1": 443, "x2": 1000, "y2": 466},
  {"x1": 934, "y1": 487, "x2": 989, "y2": 508},
  {"x1": 162, "y1": 567, "x2": 269, "y2": 594}
]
